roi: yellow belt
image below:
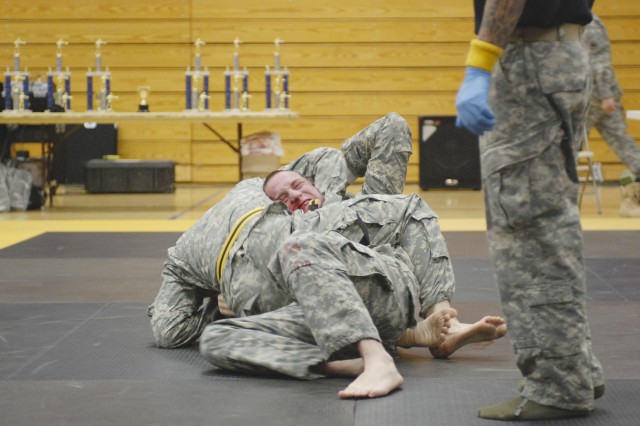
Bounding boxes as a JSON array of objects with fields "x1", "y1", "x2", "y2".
[{"x1": 216, "y1": 207, "x2": 265, "y2": 283}]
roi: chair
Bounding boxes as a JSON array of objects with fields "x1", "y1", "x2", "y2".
[{"x1": 576, "y1": 126, "x2": 603, "y2": 214}]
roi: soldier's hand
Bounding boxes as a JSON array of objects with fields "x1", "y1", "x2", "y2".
[
  {"x1": 217, "y1": 294, "x2": 236, "y2": 318},
  {"x1": 601, "y1": 97, "x2": 616, "y2": 115},
  {"x1": 455, "y1": 67, "x2": 496, "y2": 135}
]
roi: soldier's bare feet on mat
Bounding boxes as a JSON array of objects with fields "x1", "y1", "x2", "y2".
[
  {"x1": 396, "y1": 308, "x2": 456, "y2": 348},
  {"x1": 429, "y1": 316, "x2": 507, "y2": 358},
  {"x1": 338, "y1": 339, "x2": 404, "y2": 399}
]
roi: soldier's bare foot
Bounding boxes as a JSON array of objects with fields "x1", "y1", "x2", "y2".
[
  {"x1": 396, "y1": 308, "x2": 456, "y2": 348},
  {"x1": 338, "y1": 340, "x2": 404, "y2": 399},
  {"x1": 319, "y1": 359, "x2": 364, "y2": 377},
  {"x1": 429, "y1": 316, "x2": 507, "y2": 359}
]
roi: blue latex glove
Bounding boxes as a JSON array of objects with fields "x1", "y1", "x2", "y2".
[{"x1": 455, "y1": 67, "x2": 495, "y2": 135}]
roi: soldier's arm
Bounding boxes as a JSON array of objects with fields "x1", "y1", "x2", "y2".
[{"x1": 585, "y1": 17, "x2": 616, "y2": 100}]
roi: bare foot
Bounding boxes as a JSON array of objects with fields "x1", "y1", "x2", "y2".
[
  {"x1": 338, "y1": 341, "x2": 404, "y2": 399},
  {"x1": 429, "y1": 316, "x2": 507, "y2": 359},
  {"x1": 317, "y1": 358, "x2": 364, "y2": 377},
  {"x1": 396, "y1": 308, "x2": 457, "y2": 348}
]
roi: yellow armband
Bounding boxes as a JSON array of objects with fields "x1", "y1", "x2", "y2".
[{"x1": 465, "y1": 39, "x2": 504, "y2": 72}]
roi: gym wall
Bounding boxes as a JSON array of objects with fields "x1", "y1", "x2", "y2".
[{"x1": 1, "y1": 0, "x2": 638, "y2": 183}]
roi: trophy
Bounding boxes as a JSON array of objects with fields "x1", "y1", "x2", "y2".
[
  {"x1": 265, "y1": 37, "x2": 290, "y2": 110},
  {"x1": 4, "y1": 39, "x2": 31, "y2": 112},
  {"x1": 224, "y1": 38, "x2": 249, "y2": 110},
  {"x1": 185, "y1": 38, "x2": 210, "y2": 111},
  {"x1": 86, "y1": 39, "x2": 112, "y2": 111},
  {"x1": 137, "y1": 86, "x2": 150, "y2": 112},
  {"x1": 46, "y1": 39, "x2": 72, "y2": 111}
]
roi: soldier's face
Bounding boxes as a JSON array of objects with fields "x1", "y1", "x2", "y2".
[{"x1": 263, "y1": 171, "x2": 324, "y2": 213}]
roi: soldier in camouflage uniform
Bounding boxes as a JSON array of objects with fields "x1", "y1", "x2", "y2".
[
  {"x1": 455, "y1": 0, "x2": 604, "y2": 420},
  {"x1": 583, "y1": 13, "x2": 640, "y2": 217},
  {"x1": 148, "y1": 113, "x2": 413, "y2": 348}
]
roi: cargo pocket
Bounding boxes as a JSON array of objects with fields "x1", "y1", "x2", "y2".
[
  {"x1": 528, "y1": 284, "x2": 581, "y2": 357},
  {"x1": 485, "y1": 144, "x2": 572, "y2": 230}
]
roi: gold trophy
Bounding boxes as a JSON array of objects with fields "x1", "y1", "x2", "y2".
[{"x1": 137, "y1": 86, "x2": 150, "y2": 112}]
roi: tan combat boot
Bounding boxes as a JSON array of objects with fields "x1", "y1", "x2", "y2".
[{"x1": 620, "y1": 182, "x2": 640, "y2": 218}]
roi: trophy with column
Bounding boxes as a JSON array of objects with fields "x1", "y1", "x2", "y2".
[
  {"x1": 86, "y1": 39, "x2": 114, "y2": 111},
  {"x1": 184, "y1": 38, "x2": 210, "y2": 111},
  {"x1": 46, "y1": 39, "x2": 73, "y2": 111},
  {"x1": 3, "y1": 39, "x2": 31, "y2": 112},
  {"x1": 224, "y1": 38, "x2": 249, "y2": 111},
  {"x1": 265, "y1": 37, "x2": 290, "y2": 111}
]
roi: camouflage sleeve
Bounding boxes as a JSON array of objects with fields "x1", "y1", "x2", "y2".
[
  {"x1": 149, "y1": 253, "x2": 219, "y2": 348},
  {"x1": 584, "y1": 15, "x2": 619, "y2": 100}
]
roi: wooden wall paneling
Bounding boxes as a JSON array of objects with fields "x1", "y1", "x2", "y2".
[
  {"x1": 116, "y1": 140, "x2": 192, "y2": 163},
  {"x1": 183, "y1": 43, "x2": 470, "y2": 68},
  {"x1": 175, "y1": 164, "x2": 192, "y2": 182},
  {"x1": 192, "y1": 0, "x2": 476, "y2": 19},
  {"x1": 191, "y1": 165, "x2": 239, "y2": 182},
  {"x1": 256, "y1": 68, "x2": 463, "y2": 93},
  {"x1": 594, "y1": 3, "x2": 640, "y2": 17},
  {"x1": 279, "y1": 92, "x2": 459, "y2": 117},
  {"x1": 191, "y1": 142, "x2": 243, "y2": 165},
  {"x1": 0, "y1": 44, "x2": 190, "y2": 70},
  {"x1": 0, "y1": 22, "x2": 191, "y2": 44},
  {"x1": 602, "y1": 18, "x2": 640, "y2": 41},
  {"x1": 191, "y1": 117, "x2": 396, "y2": 142},
  {"x1": 3, "y1": 0, "x2": 190, "y2": 20},
  {"x1": 192, "y1": 19, "x2": 475, "y2": 43},
  {"x1": 117, "y1": 123, "x2": 191, "y2": 141}
]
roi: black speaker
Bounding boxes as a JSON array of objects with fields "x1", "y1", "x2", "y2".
[{"x1": 419, "y1": 116, "x2": 481, "y2": 190}]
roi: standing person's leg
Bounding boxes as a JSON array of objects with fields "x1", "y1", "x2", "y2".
[
  {"x1": 341, "y1": 112, "x2": 413, "y2": 195},
  {"x1": 481, "y1": 145, "x2": 599, "y2": 416},
  {"x1": 478, "y1": 39, "x2": 603, "y2": 419}
]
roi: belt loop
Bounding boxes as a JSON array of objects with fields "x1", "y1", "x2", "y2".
[{"x1": 558, "y1": 24, "x2": 565, "y2": 41}]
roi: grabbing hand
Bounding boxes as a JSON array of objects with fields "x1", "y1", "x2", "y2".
[{"x1": 455, "y1": 67, "x2": 495, "y2": 135}]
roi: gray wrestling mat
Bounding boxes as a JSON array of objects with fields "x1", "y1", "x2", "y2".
[{"x1": 1, "y1": 232, "x2": 638, "y2": 426}]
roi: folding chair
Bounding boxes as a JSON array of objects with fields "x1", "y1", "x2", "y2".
[{"x1": 576, "y1": 126, "x2": 603, "y2": 214}]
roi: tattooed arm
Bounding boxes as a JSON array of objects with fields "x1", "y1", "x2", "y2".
[{"x1": 478, "y1": 0, "x2": 527, "y2": 47}]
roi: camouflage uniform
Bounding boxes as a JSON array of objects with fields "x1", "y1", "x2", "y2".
[
  {"x1": 584, "y1": 14, "x2": 640, "y2": 175},
  {"x1": 202, "y1": 193, "x2": 453, "y2": 379},
  {"x1": 0, "y1": 163, "x2": 33, "y2": 212},
  {"x1": 200, "y1": 231, "x2": 416, "y2": 379},
  {"x1": 149, "y1": 113, "x2": 414, "y2": 348},
  {"x1": 483, "y1": 30, "x2": 603, "y2": 410}
]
